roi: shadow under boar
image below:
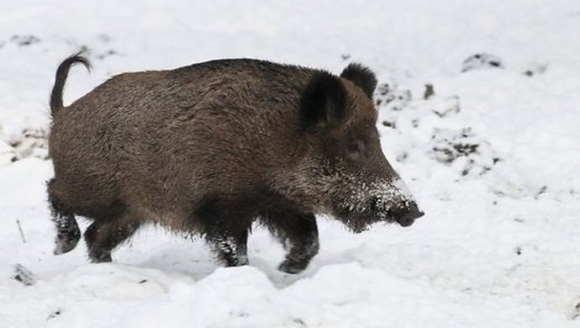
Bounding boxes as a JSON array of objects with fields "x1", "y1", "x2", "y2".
[{"x1": 47, "y1": 54, "x2": 423, "y2": 273}]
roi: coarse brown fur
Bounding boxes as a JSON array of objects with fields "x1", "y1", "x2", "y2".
[{"x1": 48, "y1": 54, "x2": 423, "y2": 273}]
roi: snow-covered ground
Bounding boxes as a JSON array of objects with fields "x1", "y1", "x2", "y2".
[{"x1": 1, "y1": 1, "x2": 580, "y2": 327}]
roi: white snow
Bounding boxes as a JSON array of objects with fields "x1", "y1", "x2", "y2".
[{"x1": 2, "y1": 0, "x2": 580, "y2": 327}]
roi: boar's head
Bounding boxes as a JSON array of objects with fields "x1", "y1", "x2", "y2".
[{"x1": 294, "y1": 63, "x2": 423, "y2": 232}]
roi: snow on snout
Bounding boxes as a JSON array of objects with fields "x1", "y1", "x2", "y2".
[
  {"x1": 386, "y1": 178, "x2": 416, "y2": 207},
  {"x1": 372, "y1": 178, "x2": 418, "y2": 216},
  {"x1": 344, "y1": 177, "x2": 418, "y2": 216}
]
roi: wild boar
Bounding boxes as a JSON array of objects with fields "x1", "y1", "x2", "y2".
[{"x1": 47, "y1": 54, "x2": 423, "y2": 273}]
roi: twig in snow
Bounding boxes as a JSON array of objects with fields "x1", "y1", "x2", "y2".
[{"x1": 16, "y1": 220, "x2": 26, "y2": 244}]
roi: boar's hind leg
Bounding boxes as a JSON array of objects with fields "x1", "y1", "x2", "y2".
[
  {"x1": 84, "y1": 211, "x2": 141, "y2": 263},
  {"x1": 262, "y1": 212, "x2": 319, "y2": 274},
  {"x1": 48, "y1": 179, "x2": 81, "y2": 255}
]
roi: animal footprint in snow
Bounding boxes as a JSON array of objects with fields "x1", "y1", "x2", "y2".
[{"x1": 461, "y1": 53, "x2": 504, "y2": 73}]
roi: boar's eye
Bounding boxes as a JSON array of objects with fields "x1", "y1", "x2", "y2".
[{"x1": 345, "y1": 139, "x2": 366, "y2": 160}]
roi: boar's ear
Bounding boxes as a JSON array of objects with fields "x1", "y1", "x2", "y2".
[
  {"x1": 340, "y1": 63, "x2": 377, "y2": 99},
  {"x1": 300, "y1": 71, "x2": 348, "y2": 131}
]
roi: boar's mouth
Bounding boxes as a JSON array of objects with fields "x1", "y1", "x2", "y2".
[
  {"x1": 331, "y1": 202, "x2": 394, "y2": 233},
  {"x1": 333, "y1": 197, "x2": 423, "y2": 233}
]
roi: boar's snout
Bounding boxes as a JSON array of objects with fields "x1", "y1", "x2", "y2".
[
  {"x1": 394, "y1": 202, "x2": 424, "y2": 227},
  {"x1": 368, "y1": 190, "x2": 424, "y2": 228}
]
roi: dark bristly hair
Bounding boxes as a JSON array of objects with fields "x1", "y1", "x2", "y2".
[{"x1": 340, "y1": 63, "x2": 377, "y2": 99}]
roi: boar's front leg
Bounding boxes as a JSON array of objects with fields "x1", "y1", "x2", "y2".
[
  {"x1": 262, "y1": 211, "x2": 320, "y2": 274},
  {"x1": 196, "y1": 195, "x2": 251, "y2": 267},
  {"x1": 205, "y1": 227, "x2": 249, "y2": 267}
]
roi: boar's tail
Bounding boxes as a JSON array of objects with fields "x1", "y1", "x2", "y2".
[{"x1": 50, "y1": 53, "x2": 91, "y2": 116}]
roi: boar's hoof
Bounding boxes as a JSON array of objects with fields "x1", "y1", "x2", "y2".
[
  {"x1": 278, "y1": 259, "x2": 310, "y2": 274},
  {"x1": 53, "y1": 232, "x2": 80, "y2": 255},
  {"x1": 88, "y1": 251, "x2": 112, "y2": 263},
  {"x1": 222, "y1": 255, "x2": 249, "y2": 267},
  {"x1": 52, "y1": 212, "x2": 81, "y2": 255}
]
